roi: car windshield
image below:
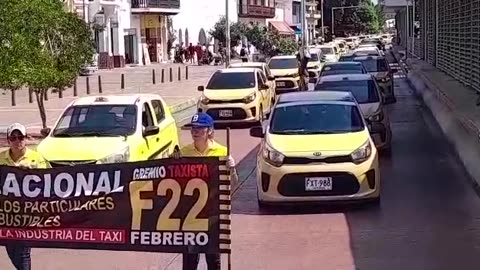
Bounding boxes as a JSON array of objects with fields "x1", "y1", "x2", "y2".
[
  {"x1": 345, "y1": 38, "x2": 353, "y2": 42},
  {"x1": 315, "y1": 80, "x2": 380, "y2": 104},
  {"x1": 268, "y1": 58, "x2": 298, "y2": 69},
  {"x1": 308, "y1": 53, "x2": 319, "y2": 62},
  {"x1": 320, "y1": 47, "x2": 335, "y2": 55},
  {"x1": 52, "y1": 105, "x2": 137, "y2": 137},
  {"x1": 339, "y1": 55, "x2": 355, "y2": 62},
  {"x1": 321, "y1": 65, "x2": 365, "y2": 76},
  {"x1": 354, "y1": 50, "x2": 379, "y2": 56},
  {"x1": 270, "y1": 103, "x2": 365, "y2": 134},
  {"x1": 353, "y1": 59, "x2": 389, "y2": 72},
  {"x1": 206, "y1": 71, "x2": 256, "y2": 89},
  {"x1": 338, "y1": 43, "x2": 345, "y2": 48}
]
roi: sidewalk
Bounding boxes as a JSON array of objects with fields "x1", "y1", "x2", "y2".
[
  {"x1": 0, "y1": 63, "x2": 220, "y2": 108},
  {"x1": 392, "y1": 46, "x2": 480, "y2": 187},
  {"x1": 0, "y1": 64, "x2": 220, "y2": 135}
]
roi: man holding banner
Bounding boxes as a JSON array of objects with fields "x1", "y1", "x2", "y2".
[
  {"x1": 177, "y1": 113, "x2": 236, "y2": 270},
  {"x1": 0, "y1": 123, "x2": 50, "y2": 270}
]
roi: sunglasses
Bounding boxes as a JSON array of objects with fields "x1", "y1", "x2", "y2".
[{"x1": 8, "y1": 135, "x2": 25, "y2": 142}]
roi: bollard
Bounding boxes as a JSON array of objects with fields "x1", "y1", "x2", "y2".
[
  {"x1": 86, "y1": 76, "x2": 91, "y2": 94},
  {"x1": 178, "y1": 66, "x2": 181, "y2": 81},
  {"x1": 161, "y1": 69, "x2": 165, "y2": 83},
  {"x1": 121, "y1": 74, "x2": 125, "y2": 89},
  {"x1": 73, "y1": 78, "x2": 78, "y2": 96},
  {"x1": 11, "y1": 89, "x2": 16, "y2": 106},
  {"x1": 186, "y1": 66, "x2": 189, "y2": 80},
  {"x1": 28, "y1": 88, "x2": 33, "y2": 103},
  {"x1": 152, "y1": 69, "x2": 156, "y2": 84},
  {"x1": 169, "y1": 67, "x2": 173, "y2": 82},
  {"x1": 98, "y1": 75, "x2": 103, "y2": 93},
  {"x1": 59, "y1": 88, "x2": 63, "y2": 99}
]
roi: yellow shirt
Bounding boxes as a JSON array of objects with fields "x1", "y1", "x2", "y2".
[
  {"x1": 0, "y1": 148, "x2": 51, "y2": 168},
  {"x1": 180, "y1": 141, "x2": 228, "y2": 157}
]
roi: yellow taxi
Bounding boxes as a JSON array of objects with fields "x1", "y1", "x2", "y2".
[
  {"x1": 249, "y1": 91, "x2": 383, "y2": 206},
  {"x1": 197, "y1": 68, "x2": 273, "y2": 123},
  {"x1": 37, "y1": 94, "x2": 180, "y2": 166},
  {"x1": 268, "y1": 55, "x2": 307, "y2": 93}
]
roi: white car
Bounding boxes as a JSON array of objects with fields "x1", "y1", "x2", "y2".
[
  {"x1": 319, "y1": 45, "x2": 338, "y2": 63},
  {"x1": 354, "y1": 47, "x2": 384, "y2": 56}
]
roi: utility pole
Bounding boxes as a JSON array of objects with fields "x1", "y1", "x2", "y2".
[
  {"x1": 83, "y1": 0, "x2": 87, "y2": 22},
  {"x1": 225, "y1": 0, "x2": 231, "y2": 67},
  {"x1": 405, "y1": 0, "x2": 409, "y2": 59},
  {"x1": 301, "y1": 0, "x2": 306, "y2": 46},
  {"x1": 320, "y1": 0, "x2": 324, "y2": 42}
]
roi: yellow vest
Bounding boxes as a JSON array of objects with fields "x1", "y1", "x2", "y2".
[
  {"x1": 180, "y1": 141, "x2": 228, "y2": 157},
  {"x1": 0, "y1": 148, "x2": 51, "y2": 168}
]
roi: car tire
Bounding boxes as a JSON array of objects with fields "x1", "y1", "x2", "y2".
[{"x1": 257, "y1": 199, "x2": 270, "y2": 210}]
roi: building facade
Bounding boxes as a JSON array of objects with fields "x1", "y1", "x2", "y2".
[
  {"x1": 72, "y1": 0, "x2": 180, "y2": 68},
  {"x1": 238, "y1": 0, "x2": 276, "y2": 25},
  {"x1": 172, "y1": 0, "x2": 238, "y2": 47}
]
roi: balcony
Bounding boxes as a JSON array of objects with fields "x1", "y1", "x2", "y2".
[
  {"x1": 131, "y1": 0, "x2": 180, "y2": 14},
  {"x1": 239, "y1": 4, "x2": 276, "y2": 18}
]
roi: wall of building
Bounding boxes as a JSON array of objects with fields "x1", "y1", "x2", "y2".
[{"x1": 172, "y1": 0, "x2": 238, "y2": 46}]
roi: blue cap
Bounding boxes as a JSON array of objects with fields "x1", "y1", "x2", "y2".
[{"x1": 189, "y1": 113, "x2": 214, "y2": 128}]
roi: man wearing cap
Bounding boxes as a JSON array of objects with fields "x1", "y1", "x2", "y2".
[
  {"x1": 0, "y1": 123, "x2": 50, "y2": 270},
  {"x1": 174, "y1": 113, "x2": 236, "y2": 270}
]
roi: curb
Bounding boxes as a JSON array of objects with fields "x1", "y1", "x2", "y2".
[
  {"x1": 169, "y1": 98, "x2": 198, "y2": 114},
  {"x1": 398, "y1": 50, "x2": 480, "y2": 192}
]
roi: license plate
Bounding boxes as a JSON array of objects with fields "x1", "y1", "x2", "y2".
[
  {"x1": 277, "y1": 82, "x2": 286, "y2": 87},
  {"x1": 305, "y1": 177, "x2": 333, "y2": 191},
  {"x1": 219, "y1": 110, "x2": 233, "y2": 117}
]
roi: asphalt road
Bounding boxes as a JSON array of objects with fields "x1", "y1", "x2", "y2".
[{"x1": 2, "y1": 51, "x2": 480, "y2": 269}]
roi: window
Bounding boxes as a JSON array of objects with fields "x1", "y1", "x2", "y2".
[
  {"x1": 151, "y1": 100, "x2": 165, "y2": 123},
  {"x1": 308, "y1": 53, "x2": 319, "y2": 62},
  {"x1": 320, "y1": 64, "x2": 366, "y2": 76},
  {"x1": 258, "y1": 70, "x2": 267, "y2": 84},
  {"x1": 256, "y1": 72, "x2": 263, "y2": 87},
  {"x1": 269, "y1": 0, "x2": 274, "y2": 7},
  {"x1": 206, "y1": 71, "x2": 256, "y2": 89},
  {"x1": 268, "y1": 58, "x2": 298, "y2": 69},
  {"x1": 320, "y1": 47, "x2": 334, "y2": 55},
  {"x1": 315, "y1": 79, "x2": 380, "y2": 104},
  {"x1": 270, "y1": 103, "x2": 364, "y2": 134},
  {"x1": 52, "y1": 105, "x2": 137, "y2": 137},
  {"x1": 142, "y1": 103, "x2": 154, "y2": 127},
  {"x1": 265, "y1": 66, "x2": 272, "y2": 77},
  {"x1": 292, "y1": 2, "x2": 301, "y2": 24},
  {"x1": 353, "y1": 59, "x2": 389, "y2": 72}
]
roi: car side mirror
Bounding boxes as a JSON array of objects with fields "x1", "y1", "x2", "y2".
[
  {"x1": 249, "y1": 126, "x2": 264, "y2": 138},
  {"x1": 268, "y1": 75, "x2": 275, "y2": 81},
  {"x1": 197, "y1": 85, "x2": 204, "y2": 91},
  {"x1": 368, "y1": 122, "x2": 385, "y2": 134},
  {"x1": 40, "y1": 128, "x2": 51, "y2": 137},
  {"x1": 143, "y1": 126, "x2": 160, "y2": 137}
]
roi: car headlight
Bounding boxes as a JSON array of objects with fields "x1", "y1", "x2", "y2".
[
  {"x1": 309, "y1": 65, "x2": 319, "y2": 69},
  {"x1": 262, "y1": 142, "x2": 284, "y2": 167},
  {"x1": 243, "y1": 93, "x2": 256, "y2": 104},
  {"x1": 97, "y1": 146, "x2": 130, "y2": 164},
  {"x1": 351, "y1": 140, "x2": 372, "y2": 164},
  {"x1": 369, "y1": 111, "x2": 384, "y2": 122},
  {"x1": 289, "y1": 72, "x2": 299, "y2": 77},
  {"x1": 380, "y1": 76, "x2": 390, "y2": 83},
  {"x1": 200, "y1": 96, "x2": 210, "y2": 105}
]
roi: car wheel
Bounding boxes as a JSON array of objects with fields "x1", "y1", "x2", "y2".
[{"x1": 257, "y1": 199, "x2": 270, "y2": 210}]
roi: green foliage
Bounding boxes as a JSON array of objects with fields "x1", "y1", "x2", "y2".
[
  {"x1": 209, "y1": 16, "x2": 246, "y2": 47},
  {"x1": 0, "y1": 0, "x2": 95, "y2": 127},
  {"x1": 244, "y1": 24, "x2": 297, "y2": 57},
  {"x1": 331, "y1": 0, "x2": 382, "y2": 35}
]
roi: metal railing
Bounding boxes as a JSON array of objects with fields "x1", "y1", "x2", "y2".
[{"x1": 396, "y1": 0, "x2": 480, "y2": 92}]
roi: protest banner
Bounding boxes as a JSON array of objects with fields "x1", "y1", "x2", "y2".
[{"x1": 0, "y1": 157, "x2": 232, "y2": 254}]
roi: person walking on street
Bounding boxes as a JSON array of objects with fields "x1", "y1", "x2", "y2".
[
  {"x1": 0, "y1": 123, "x2": 51, "y2": 270},
  {"x1": 173, "y1": 113, "x2": 236, "y2": 270},
  {"x1": 240, "y1": 45, "x2": 248, "y2": 63},
  {"x1": 188, "y1": 43, "x2": 195, "y2": 64}
]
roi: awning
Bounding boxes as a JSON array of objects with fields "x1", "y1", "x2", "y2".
[{"x1": 269, "y1": 21, "x2": 295, "y2": 35}]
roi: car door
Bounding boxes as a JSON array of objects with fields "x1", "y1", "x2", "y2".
[
  {"x1": 263, "y1": 65, "x2": 276, "y2": 98},
  {"x1": 150, "y1": 99, "x2": 176, "y2": 159},
  {"x1": 140, "y1": 102, "x2": 158, "y2": 160},
  {"x1": 256, "y1": 71, "x2": 269, "y2": 113}
]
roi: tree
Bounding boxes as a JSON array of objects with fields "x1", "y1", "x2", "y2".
[
  {"x1": 244, "y1": 23, "x2": 298, "y2": 57},
  {"x1": 209, "y1": 16, "x2": 246, "y2": 47},
  {"x1": 0, "y1": 0, "x2": 95, "y2": 129}
]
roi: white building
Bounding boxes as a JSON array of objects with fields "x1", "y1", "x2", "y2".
[
  {"x1": 74, "y1": 0, "x2": 180, "y2": 68},
  {"x1": 172, "y1": 0, "x2": 238, "y2": 47}
]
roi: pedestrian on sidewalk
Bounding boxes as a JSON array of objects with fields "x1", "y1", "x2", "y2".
[
  {"x1": 188, "y1": 43, "x2": 195, "y2": 64},
  {"x1": 240, "y1": 45, "x2": 248, "y2": 62},
  {"x1": 171, "y1": 113, "x2": 237, "y2": 270},
  {"x1": 0, "y1": 123, "x2": 51, "y2": 270}
]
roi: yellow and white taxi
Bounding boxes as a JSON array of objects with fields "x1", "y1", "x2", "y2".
[
  {"x1": 197, "y1": 68, "x2": 273, "y2": 123},
  {"x1": 250, "y1": 91, "x2": 382, "y2": 206},
  {"x1": 37, "y1": 94, "x2": 180, "y2": 166},
  {"x1": 306, "y1": 48, "x2": 324, "y2": 84},
  {"x1": 268, "y1": 55, "x2": 307, "y2": 93}
]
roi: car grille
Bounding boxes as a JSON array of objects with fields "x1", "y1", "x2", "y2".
[
  {"x1": 206, "y1": 108, "x2": 247, "y2": 120},
  {"x1": 283, "y1": 155, "x2": 353, "y2": 165},
  {"x1": 49, "y1": 160, "x2": 97, "y2": 167},
  {"x1": 276, "y1": 80, "x2": 295, "y2": 89},
  {"x1": 278, "y1": 172, "x2": 360, "y2": 197},
  {"x1": 208, "y1": 99, "x2": 244, "y2": 104}
]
